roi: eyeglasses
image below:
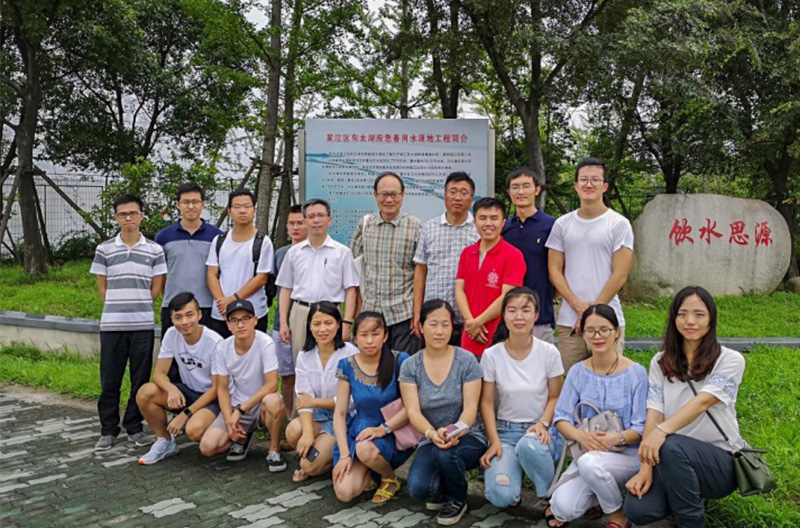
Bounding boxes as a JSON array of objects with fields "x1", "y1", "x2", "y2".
[
  {"x1": 178, "y1": 199, "x2": 203, "y2": 206},
  {"x1": 306, "y1": 213, "x2": 328, "y2": 220},
  {"x1": 582, "y1": 327, "x2": 615, "y2": 338},
  {"x1": 376, "y1": 191, "x2": 402, "y2": 200},
  {"x1": 577, "y1": 178, "x2": 605, "y2": 186},
  {"x1": 446, "y1": 189, "x2": 473, "y2": 198},
  {"x1": 228, "y1": 315, "x2": 254, "y2": 326},
  {"x1": 509, "y1": 183, "x2": 535, "y2": 192},
  {"x1": 230, "y1": 204, "x2": 254, "y2": 211},
  {"x1": 288, "y1": 221, "x2": 306, "y2": 228},
  {"x1": 114, "y1": 211, "x2": 142, "y2": 219}
]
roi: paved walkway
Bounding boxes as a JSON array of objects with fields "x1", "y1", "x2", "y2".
[{"x1": 0, "y1": 388, "x2": 674, "y2": 528}]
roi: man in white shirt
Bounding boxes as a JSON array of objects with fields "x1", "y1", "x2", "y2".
[
  {"x1": 136, "y1": 292, "x2": 224, "y2": 465},
  {"x1": 546, "y1": 158, "x2": 634, "y2": 371},
  {"x1": 199, "y1": 299, "x2": 287, "y2": 471},
  {"x1": 206, "y1": 189, "x2": 274, "y2": 339},
  {"x1": 277, "y1": 199, "x2": 359, "y2": 358}
]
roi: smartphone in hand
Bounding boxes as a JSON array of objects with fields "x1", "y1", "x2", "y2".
[
  {"x1": 305, "y1": 446, "x2": 321, "y2": 462},
  {"x1": 443, "y1": 421, "x2": 469, "y2": 440}
]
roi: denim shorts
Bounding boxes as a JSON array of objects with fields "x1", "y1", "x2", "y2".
[{"x1": 313, "y1": 408, "x2": 335, "y2": 437}]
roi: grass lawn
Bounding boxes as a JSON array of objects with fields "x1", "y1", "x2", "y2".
[
  {"x1": 1, "y1": 343, "x2": 798, "y2": 527},
  {"x1": 3, "y1": 260, "x2": 799, "y2": 338}
]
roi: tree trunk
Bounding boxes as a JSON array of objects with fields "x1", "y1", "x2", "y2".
[
  {"x1": 255, "y1": 0, "x2": 282, "y2": 233},
  {"x1": 766, "y1": 145, "x2": 798, "y2": 279},
  {"x1": 520, "y1": 105, "x2": 548, "y2": 209},
  {"x1": 14, "y1": 32, "x2": 47, "y2": 275}
]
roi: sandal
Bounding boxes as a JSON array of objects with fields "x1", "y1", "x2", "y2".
[
  {"x1": 371, "y1": 476, "x2": 400, "y2": 504},
  {"x1": 292, "y1": 469, "x2": 309, "y2": 483},
  {"x1": 543, "y1": 504, "x2": 566, "y2": 528},
  {"x1": 584, "y1": 505, "x2": 603, "y2": 520},
  {"x1": 363, "y1": 478, "x2": 378, "y2": 492}
]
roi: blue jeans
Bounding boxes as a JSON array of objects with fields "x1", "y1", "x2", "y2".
[
  {"x1": 313, "y1": 408, "x2": 335, "y2": 437},
  {"x1": 484, "y1": 420, "x2": 555, "y2": 506},
  {"x1": 407, "y1": 433, "x2": 486, "y2": 503}
]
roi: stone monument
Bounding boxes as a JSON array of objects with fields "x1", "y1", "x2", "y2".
[{"x1": 627, "y1": 194, "x2": 791, "y2": 300}]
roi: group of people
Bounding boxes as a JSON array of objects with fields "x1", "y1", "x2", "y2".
[{"x1": 90, "y1": 158, "x2": 747, "y2": 528}]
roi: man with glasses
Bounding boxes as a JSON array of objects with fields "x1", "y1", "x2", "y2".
[
  {"x1": 501, "y1": 167, "x2": 557, "y2": 343},
  {"x1": 155, "y1": 183, "x2": 222, "y2": 338},
  {"x1": 90, "y1": 194, "x2": 167, "y2": 451},
  {"x1": 277, "y1": 199, "x2": 358, "y2": 357},
  {"x1": 206, "y1": 189, "x2": 274, "y2": 338},
  {"x1": 546, "y1": 158, "x2": 634, "y2": 371},
  {"x1": 412, "y1": 172, "x2": 478, "y2": 345},
  {"x1": 199, "y1": 299, "x2": 287, "y2": 471},
  {"x1": 271, "y1": 204, "x2": 308, "y2": 419},
  {"x1": 352, "y1": 172, "x2": 422, "y2": 353}
]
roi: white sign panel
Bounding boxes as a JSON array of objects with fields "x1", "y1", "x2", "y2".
[{"x1": 301, "y1": 119, "x2": 493, "y2": 245}]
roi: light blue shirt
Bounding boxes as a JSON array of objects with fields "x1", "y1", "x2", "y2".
[{"x1": 554, "y1": 362, "x2": 648, "y2": 437}]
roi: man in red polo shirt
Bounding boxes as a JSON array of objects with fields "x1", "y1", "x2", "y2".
[{"x1": 455, "y1": 197, "x2": 526, "y2": 357}]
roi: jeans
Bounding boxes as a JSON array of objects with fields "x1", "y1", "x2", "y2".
[
  {"x1": 98, "y1": 330, "x2": 154, "y2": 436},
  {"x1": 407, "y1": 433, "x2": 486, "y2": 503},
  {"x1": 550, "y1": 447, "x2": 640, "y2": 522},
  {"x1": 624, "y1": 434, "x2": 736, "y2": 528},
  {"x1": 484, "y1": 420, "x2": 555, "y2": 506}
]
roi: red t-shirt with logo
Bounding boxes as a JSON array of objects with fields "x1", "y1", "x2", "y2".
[{"x1": 456, "y1": 238, "x2": 526, "y2": 356}]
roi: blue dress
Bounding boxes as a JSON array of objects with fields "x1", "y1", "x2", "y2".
[{"x1": 333, "y1": 352, "x2": 414, "y2": 469}]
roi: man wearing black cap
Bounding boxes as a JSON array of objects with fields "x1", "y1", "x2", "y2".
[{"x1": 197, "y1": 299, "x2": 287, "y2": 471}]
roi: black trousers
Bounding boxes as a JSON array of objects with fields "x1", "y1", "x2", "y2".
[
  {"x1": 624, "y1": 434, "x2": 737, "y2": 528},
  {"x1": 387, "y1": 318, "x2": 421, "y2": 354},
  {"x1": 98, "y1": 330, "x2": 155, "y2": 436},
  {"x1": 206, "y1": 315, "x2": 269, "y2": 339}
]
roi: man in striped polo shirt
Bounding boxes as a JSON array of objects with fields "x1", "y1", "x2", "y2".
[{"x1": 90, "y1": 194, "x2": 167, "y2": 451}]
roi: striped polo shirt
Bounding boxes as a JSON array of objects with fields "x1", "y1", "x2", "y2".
[{"x1": 90, "y1": 234, "x2": 167, "y2": 331}]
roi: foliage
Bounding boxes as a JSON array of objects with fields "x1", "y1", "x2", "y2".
[{"x1": 91, "y1": 157, "x2": 226, "y2": 237}]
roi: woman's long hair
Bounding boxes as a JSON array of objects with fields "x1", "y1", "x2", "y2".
[
  {"x1": 659, "y1": 286, "x2": 721, "y2": 381},
  {"x1": 579, "y1": 303, "x2": 620, "y2": 331},
  {"x1": 353, "y1": 311, "x2": 395, "y2": 389},
  {"x1": 491, "y1": 287, "x2": 540, "y2": 345},
  {"x1": 301, "y1": 301, "x2": 345, "y2": 352}
]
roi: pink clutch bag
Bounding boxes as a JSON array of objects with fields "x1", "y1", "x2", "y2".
[{"x1": 380, "y1": 398, "x2": 421, "y2": 451}]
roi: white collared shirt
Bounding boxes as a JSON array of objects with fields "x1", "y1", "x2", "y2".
[
  {"x1": 295, "y1": 342, "x2": 358, "y2": 413},
  {"x1": 275, "y1": 235, "x2": 359, "y2": 303}
]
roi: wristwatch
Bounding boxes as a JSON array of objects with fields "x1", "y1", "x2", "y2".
[
  {"x1": 183, "y1": 407, "x2": 193, "y2": 418},
  {"x1": 343, "y1": 319, "x2": 353, "y2": 326},
  {"x1": 234, "y1": 293, "x2": 241, "y2": 300},
  {"x1": 382, "y1": 422, "x2": 392, "y2": 434},
  {"x1": 540, "y1": 420, "x2": 551, "y2": 428},
  {"x1": 233, "y1": 404, "x2": 245, "y2": 415}
]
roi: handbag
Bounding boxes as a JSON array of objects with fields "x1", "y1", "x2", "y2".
[
  {"x1": 547, "y1": 401, "x2": 626, "y2": 497},
  {"x1": 687, "y1": 381, "x2": 776, "y2": 496},
  {"x1": 380, "y1": 398, "x2": 421, "y2": 450}
]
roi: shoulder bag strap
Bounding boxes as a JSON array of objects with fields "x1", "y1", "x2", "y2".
[{"x1": 687, "y1": 380, "x2": 736, "y2": 450}]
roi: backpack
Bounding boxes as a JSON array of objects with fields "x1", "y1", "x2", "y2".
[{"x1": 215, "y1": 230, "x2": 278, "y2": 307}]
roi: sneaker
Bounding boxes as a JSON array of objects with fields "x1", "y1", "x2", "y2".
[
  {"x1": 426, "y1": 501, "x2": 445, "y2": 511},
  {"x1": 128, "y1": 431, "x2": 154, "y2": 446},
  {"x1": 94, "y1": 434, "x2": 117, "y2": 451},
  {"x1": 227, "y1": 430, "x2": 255, "y2": 462},
  {"x1": 266, "y1": 451, "x2": 287, "y2": 472},
  {"x1": 138, "y1": 437, "x2": 179, "y2": 465},
  {"x1": 437, "y1": 500, "x2": 467, "y2": 526}
]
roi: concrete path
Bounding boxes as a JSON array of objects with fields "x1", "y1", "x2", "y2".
[{"x1": 0, "y1": 386, "x2": 676, "y2": 528}]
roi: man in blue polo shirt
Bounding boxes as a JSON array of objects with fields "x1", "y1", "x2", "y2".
[
  {"x1": 501, "y1": 167, "x2": 557, "y2": 343},
  {"x1": 155, "y1": 183, "x2": 223, "y2": 337}
]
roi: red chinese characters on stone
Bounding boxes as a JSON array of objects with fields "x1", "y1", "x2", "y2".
[
  {"x1": 754, "y1": 221, "x2": 773, "y2": 247},
  {"x1": 669, "y1": 218, "x2": 694, "y2": 245},
  {"x1": 729, "y1": 221, "x2": 750, "y2": 246},
  {"x1": 699, "y1": 218, "x2": 723, "y2": 245}
]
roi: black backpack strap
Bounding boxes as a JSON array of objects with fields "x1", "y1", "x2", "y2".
[
  {"x1": 215, "y1": 231, "x2": 228, "y2": 259},
  {"x1": 251, "y1": 231, "x2": 265, "y2": 276}
]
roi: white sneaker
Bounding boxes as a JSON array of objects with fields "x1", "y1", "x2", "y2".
[{"x1": 138, "y1": 437, "x2": 178, "y2": 465}]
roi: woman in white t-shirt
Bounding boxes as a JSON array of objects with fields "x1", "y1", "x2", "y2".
[
  {"x1": 285, "y1": 301, "x2": 357, "y2": 483},
  {"x1": 480, "y1": 287, "x2": 564, "y2": 509},
  {"x1": 624, "y1": 286, "x2": 745, "y2": 528}
]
